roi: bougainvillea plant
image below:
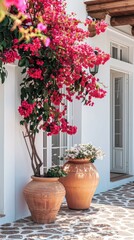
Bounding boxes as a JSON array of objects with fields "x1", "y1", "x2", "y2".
[{"x1": 0, "y1": 0, "x2": 110, "y2": 176}]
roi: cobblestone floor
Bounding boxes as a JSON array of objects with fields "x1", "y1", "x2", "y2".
[{"x1": 0, "y1": 182, "x2": 134, "y2": 240}]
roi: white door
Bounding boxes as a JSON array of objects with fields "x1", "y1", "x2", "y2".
[{"x1": 110, "y1": 71, "x2": 129, "y2": 173}]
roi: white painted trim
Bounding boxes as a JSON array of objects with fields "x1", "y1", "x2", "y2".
[
  {"x1": 47, "y1": 136, "x2": 52, "y2": 169},
  {"x1": 108, "y1": 28, "x2": 134, "y2": 177},
  {"x1": 108, "y1": 26, "x2": 134, "y2": 42},
  {"x1": 110, "y1": 71, "x2": 129, "y2": 174},
  {"x1": 0, "y1": 65, "x2": 16, "y2": 224},
  {"x1": 0, "y1": 82, "x2": 4, "y2": 214},
  {"x1": 110, "y1": 59, "x2": 134, "y2": 74},
  {"x1": 128, "y1": 73, "x2": 134, "y2": 175}
]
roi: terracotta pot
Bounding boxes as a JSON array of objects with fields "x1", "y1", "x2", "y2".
[
  {"x1": 60, "y1": 159, "x2": 99, "y2": 210},
  {"x1": 23, "y1": 176, "x2": 65, "y2": 224},
  {"x1": 88, "y1": 24, "x2": 96, "y2": 37}
]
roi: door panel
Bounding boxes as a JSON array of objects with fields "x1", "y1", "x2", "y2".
[{"x1": 111, "y1": 71, "x2": 129, "y2": 173}]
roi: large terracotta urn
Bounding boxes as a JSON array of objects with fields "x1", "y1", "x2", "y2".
[
  {"x1": 23, "y1": 176, "x2": 65, "y2": 224},
  {"x1": 60, "y1": 159, "x2": 99, "y2": 210}
]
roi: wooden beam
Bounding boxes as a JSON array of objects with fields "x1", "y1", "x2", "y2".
[
  {"x1": 87, "y1": 6, "x2": 134, "y2": 19},
  {"x1": 84, "y1": 0, "x2": 115, "y2": 5},
  {"x1": 107, "y1": 6, "x2": 134, "y2": 15},
  {"x1": 86, "y1": 0, "x2": 134, "y2": 12},
  {"x1": 111, "y1": 15, "x2": 134, "y2": 26},
  {"x1": 85, "y1": 0, "x2": 134, "y2": 34},
  {"x1": 88, "y1": 12, "x2": 107, "y2": 20}
]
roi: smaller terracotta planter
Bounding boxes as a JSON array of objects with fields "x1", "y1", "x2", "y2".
[
  {"x1": 23, "y1": 176, "x2": 65, "y2": 224},
  {"x1": 60, "y1": 159, "x2": 99, "y2": 210}
]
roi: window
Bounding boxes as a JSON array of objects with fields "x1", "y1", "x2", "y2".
[
  {"x1": 112, "y1": 45, "x2": 118, "y2": 59},
  {"x1": 43, "y1": 132, "x2": 68, "y2": 172},
  {"x1": 43, "y1": 88, "x2": 72, "y2": 171},
  {"x1": 110, "y1": 42, "x2": 129, "y2": 63},
  {"x1": 52, "y1": 133, "x2": 67, "y2": 165}
]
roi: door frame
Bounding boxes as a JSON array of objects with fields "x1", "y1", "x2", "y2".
[{"x1": 110, "y1": 70, "x2": 129, "y2": 174}]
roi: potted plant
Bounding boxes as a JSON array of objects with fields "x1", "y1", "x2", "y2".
[
  {"x1": 23, "y1": 165, "x2": 67, "y2": 223},
  {"x1": 60, "y1": 143, "x2": 104, "y2": 210},
  {"x1": 0, "y1": 0, "x2": 109, "y2": 223}
]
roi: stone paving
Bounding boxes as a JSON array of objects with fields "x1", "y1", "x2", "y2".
[{"x1": 0, "y1": 182, "x2": 134, "y2": 240}]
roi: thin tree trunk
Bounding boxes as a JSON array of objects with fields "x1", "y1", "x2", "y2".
[{"x1": 23, "y1": 122, "x2": 43, "y2": 176}]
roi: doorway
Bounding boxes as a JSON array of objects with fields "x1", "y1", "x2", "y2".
[{"x1": 110, "y1": 70, "x2": 129, "y2": 180}]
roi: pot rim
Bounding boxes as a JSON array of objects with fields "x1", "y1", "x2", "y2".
[
  {"x1": 68, "y1": 158, "x2": 90, "y2": 163},
  {"x1": 31, "y1": 176, "x2": 59, "y2": 182}
]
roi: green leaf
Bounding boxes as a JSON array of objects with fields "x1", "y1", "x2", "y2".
[
  {"x1": 1, "y1": 16, "x2": 9, "y2": 27},
  {"x1": 21, "y1": 88, "x2": 27, "y2": 99},
  {"x1": 1, "y1": 40, "x2": 7, "y2": 48},
  {"x1": 0, "y1": 69, "x2": 7, "y2": 84},
  {"x1": 25, "y1": 59, "x2": 29, "y2": 67},
  {"x1": 30, "y1": 125, "x2": 34, "y2": 131},
  {"x1": 0, "y1": 60, "x2": 2, "y2": 67},
  {"x1": 18, "y1": 58, "x2": 27, "y2": 67},
  {"x1": 21, "y1": 68, "x2": 26, "y2": 74},
  {"x1": 1, "y1": 72, "x2": 5, "y2": 84},
  {"x1": 0, "y1": 45, "x2": 3, "y2": 51},
  {"x1": 44, "y1": 102, "x2": 49, "y2": 110},
  {"x1": 20, "y1": 120, "x2": 24, "y2": 125},
  {"x1": 0, "y1": 26, "x2": 7, "y2": 32},
  {"x1": 42, "y1": 115, "x2": 46, "y2": 121}
]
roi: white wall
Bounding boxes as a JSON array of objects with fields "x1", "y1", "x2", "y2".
[
  {"x1": 14, "y1": 67, "x2": 33, "y2": 221},
  {"x1": 81, "y1": 27, "x2": 134, "y2": 193},
  {"x1": 0, "y1": 65, "x2": 16, "y2": 224},
  {"x1": 0, "y1": 78, "x2": 4, "y2": 214},
  {"x1": 0, "y1": 65, "x2": 33, "y2": 224},
  {"x1": 81, "y1": 31, "x2": 111, "y2": 193},
  {"x1": 66, "y1": 0, "x2": 111, "y2": 193},
  {"x1": 66, "y1": 0, "x2": 87, "y2": 21}
]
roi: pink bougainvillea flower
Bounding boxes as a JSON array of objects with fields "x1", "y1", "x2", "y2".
[
  {"x1": 37, "y1": 23, "x2": 47, "y2": 32},
  {"x1": 5, "y1": 0, "x2": 26, "y2": 11},
  {"x1": 60, "y1": 118, "x2": 77, "y2": 135},
  {"x1": 18, "y1": 101, "x2": 35, "y2": 118},
  {"x1": 27, "y1": 68, "x2": 43, "y2": 80},
  {"x1": 49, "y1": 122, "x2": 61, "y2": 135},
  {"x1": 36, "y1": 59, "x2": 44, "y2": 66},
  {"x1": 50, "y1": 91, "x2": 62, "y2": 105},
  {"x1": 44, "y1": 37, "x2": 50, "y2": 47},
  {"x1": 3, "y1": 50, "x2": 20, "y2": 63}
]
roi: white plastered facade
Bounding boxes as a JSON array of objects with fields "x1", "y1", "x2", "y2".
[{"x1": 0, "y1": 0, "x2": 134, "y2": 224}]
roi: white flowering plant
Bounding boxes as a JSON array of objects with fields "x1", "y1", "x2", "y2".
[{"x1": 63, "y1": 143, "x2": 104, "y2": 163}]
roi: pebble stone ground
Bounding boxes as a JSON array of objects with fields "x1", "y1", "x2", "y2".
[{"x1": 0, "y1": 182, "x2": 134, "y2": 240}]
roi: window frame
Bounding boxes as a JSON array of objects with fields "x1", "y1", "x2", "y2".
[{"x1": 110, "y1": 42, "x2": 129, "y2": 63}]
